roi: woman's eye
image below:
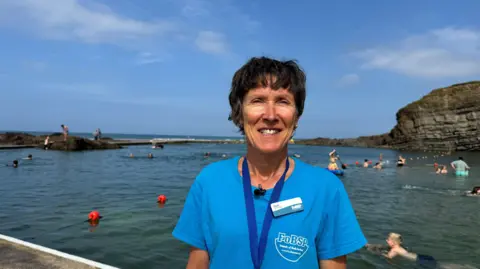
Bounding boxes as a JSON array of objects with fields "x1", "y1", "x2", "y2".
[
  {"x1": 279, "y1": 99, "x2": 290, "y2": 104},
  {"x1": 251, "y1": 98, "x2": 262, "y2": 103}
]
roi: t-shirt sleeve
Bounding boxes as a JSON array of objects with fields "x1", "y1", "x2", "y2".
[
  {"x1": 172, "y1": 176, "x2": 207, "y2": 250},
  {"x1": 316, "y1": 180, "x2": 367, "y2": 260}
]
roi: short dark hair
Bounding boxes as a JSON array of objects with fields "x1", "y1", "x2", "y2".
[
  {"x1": 459, "y1": 157, "x2": 463, "y2": 160},
  {"x1": 228, "y1": 56, "x2": 307, "y2": 134}
]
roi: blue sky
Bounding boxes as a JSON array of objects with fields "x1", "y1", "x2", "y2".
[{"x1": 1, "y1": 0, "x2": 480, "y2": 138}]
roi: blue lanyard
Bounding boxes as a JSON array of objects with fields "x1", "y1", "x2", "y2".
[{"x1": 242, "y1": 157, "x2": 290, "y2": 269}]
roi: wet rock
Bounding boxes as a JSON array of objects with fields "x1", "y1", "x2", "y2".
[{"x1": 0, "y1": 132, "x2": 121, "y2": 151}]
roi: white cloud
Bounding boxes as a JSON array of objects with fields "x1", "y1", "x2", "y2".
[
  {"x1": 195, "y1": 31, "x2": 228, "y2": 54},
  {"x1": 352, "y1": 27, "x2": 480, "y2": 78},
  {"x1": 337, "y1": 73, "x2": 360, "y2": 87},
  {"x1": 135, "y1": 52, "x2": 164, "y2": 65},
  {"x1": 0, "y1": 0, "x2": 178, "y2": 46}
]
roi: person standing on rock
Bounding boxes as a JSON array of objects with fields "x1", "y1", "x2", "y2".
[
  {"x1": 61, "y1": 124, "x2": 69, "y2": 141},
  {"x1": 450, "y1": 157, "x2": 470, "y2": 175}
]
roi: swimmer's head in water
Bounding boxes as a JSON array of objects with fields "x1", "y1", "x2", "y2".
[
  {"x1": 459, "y1": 157, "x2": 464, "y2": 160},
  {"x1": 13, "y1": 160, "x2": 18, "y2": 168},
  {"x1": 28, "y1": 154, "x2": 32, "y2": 159},
  {"x1": 387, "y1": 233, "x2": 402, "y2": 247},
  {"x1": 148, "y1": 153, "x2": 153, "y2": 158},
  {"x1": 472, "y1": 186, "x2": 480, "y2": 194},
  {"x1": 364, "y1": 159, "x2": 368, "y2": 162}
]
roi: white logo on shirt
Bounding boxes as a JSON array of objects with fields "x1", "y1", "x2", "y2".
[{"x1": 274, "y1": 232, "x2": 309, "y2": 262}]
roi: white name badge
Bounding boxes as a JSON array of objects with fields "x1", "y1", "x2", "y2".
[{"x1": 271, "y1": 197, "x2": 304, "y2": 217}]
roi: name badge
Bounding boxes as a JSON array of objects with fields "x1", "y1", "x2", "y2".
[{"x1": 270, "y1": 197, "x2": 304, "y2": 217}]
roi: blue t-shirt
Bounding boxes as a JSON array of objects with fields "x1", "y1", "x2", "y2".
[{"x1": 172, "y1": 156, "x2": 367, "y2": 268}]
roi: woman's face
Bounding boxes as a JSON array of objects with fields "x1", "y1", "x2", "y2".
[{"x1": 242, "y1": 86, "x2": 297, "y2": 155}]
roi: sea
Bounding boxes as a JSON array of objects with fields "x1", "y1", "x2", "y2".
[{"x1": 0, "y1": 133, "x2": 479, "y2": 269}]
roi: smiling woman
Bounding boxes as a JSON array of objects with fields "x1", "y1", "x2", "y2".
[{"x1": 172, "y1": 57, "x2": 367, "y2": 269}]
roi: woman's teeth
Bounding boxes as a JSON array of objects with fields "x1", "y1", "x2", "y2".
[{"x1": 260, "y1": 129, "x2": 279, "y2": 134}]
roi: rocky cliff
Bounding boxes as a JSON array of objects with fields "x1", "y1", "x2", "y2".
[
  {"x1": 298, "y1": 81, "x2": 480, "y2": 151},
  {"x1": 388, "y1": 81, "x2": 480, "y2": 151}
]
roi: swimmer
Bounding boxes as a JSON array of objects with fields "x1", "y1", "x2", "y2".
[
  {"x1": 23, "y1": 154, "x2": 33, "y2": 160},
  {"x1": 373, "y1": 162, "x2": 382, "y2": 169},
  {"x1": 6, "y1": 160, "x2": 19, "y2": 168},
  {"x1": 384, "y1": 233, "x2": 437, "y2": 267},
  {"x1": 436, "y1": 165, "x2": 447, "y2": 174},
  {"x1": 328, "y1": 149, "x2": 339, "y2": 170},
  {"x1": 465, "y1": 186, "x2": 480, "y2": 196},
  {"x1": 204, "y1": 152, "x2": 210, "y2": 158},
  {"x1": 129, "y1": 153, "x2": 134, "y2": 158},
  {"x1": 397, "y1": 155, "x2": 406, "y2": 166},
  {"x1": 147, "y1": 153, "x2": 153, "y2": 158},
  {"x1": 363, "y1": 159, "x2": 369, "y2": 168}
]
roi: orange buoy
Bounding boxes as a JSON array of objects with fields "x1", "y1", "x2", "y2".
[
  {"x1": 355, "y1": 161, "x2": 359, "y2": 165},
  {"x1": 368, "y1": 160, "x2": 372, "y2": 164},
  {"x1": 88, "y1": 211, "x2": 100, "y2": 221},
  {"x1": 157, "y1": 195, "x2": 167, "y2": 204}
]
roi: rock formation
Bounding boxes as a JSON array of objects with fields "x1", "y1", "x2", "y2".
[
  {"x1": 298, "y1": 81, "x2": 480, "y2": 151},
  {"x1": 0, "y1": 132, "x2": 121, "y2": 151},
  {"x1": 388, "y1": 81, "x2": 480, "y2": 151}
]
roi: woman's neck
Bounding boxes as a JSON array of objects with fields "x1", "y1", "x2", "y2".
[{"x1": 245, "y1": 147, "x2": 289, "y2": 180}]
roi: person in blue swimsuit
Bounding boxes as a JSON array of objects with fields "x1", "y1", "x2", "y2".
[{"x1": 172, "y1": 57, "x2": 367, "y2": 269}]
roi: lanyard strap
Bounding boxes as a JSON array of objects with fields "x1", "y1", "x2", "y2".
[{"x1": 242, "y1": 157, "x2": 290, "y2": 269}]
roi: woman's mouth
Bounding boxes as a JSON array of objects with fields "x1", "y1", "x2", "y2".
[{"x1": 258, "y1": 128, "x2": 282, "y2": 135}]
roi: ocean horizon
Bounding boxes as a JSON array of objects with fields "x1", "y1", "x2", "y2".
[{"x1": 0, "y1": 130, "x2": 245, "y2": 141}]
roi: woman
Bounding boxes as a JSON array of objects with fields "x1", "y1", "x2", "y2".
[
  {"x1": 328, "y1": 149, "x2": 339, "y2": 170},
  {"x1": 172, "y1": 57, "x2": 367, "y2": 269}
]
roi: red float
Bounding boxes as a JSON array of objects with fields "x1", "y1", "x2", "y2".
[
  {"x1": 88, "y1": 211, "x2": 100, "y2": 221},
  {"x1": 157, "y1": 195, "x2": 167, "y2": 204}
]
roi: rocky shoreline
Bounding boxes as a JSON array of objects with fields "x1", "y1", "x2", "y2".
[
  {"x1": 0, "y1": 132, "x2": 244, "y2": 151},
  {"x1": 296, "y1": 81, "x2": 480, "y2": 152},
  {"x1": 0, "y1": 133, "x2": 121, "y2": 151}
]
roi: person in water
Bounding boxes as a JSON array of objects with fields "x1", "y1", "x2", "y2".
[
  {"x1": 373, "y1": 162, "x2": 382, "y2": 169},
  {"x1": 24, "y1": 154, "x2": 33, "y2": 160},
  {"x1": 147, "y1": 153, "x2": 154, "y2": 158},
  {"x1": 172, "y1": 56, "x2": 367, "y2": 269},
  {"x1": 436, "y1": 165, "x2": 447, "y2": 174},
  {"x1": 397, "y1": 155, "x2": 406, "y2": 166},
  {"x1": 6, "y1": 160, "x2": 19, "y2": 168},
  {"x1": 328, "y1": 149, "x2": 339, "y2": 170},
  {"x1": 466, "y1": 186, "x2": 480, "y2": 196},
  {"x1": 450, "y1": 157, "x2": 470, "y2": 173},
  {"x1": 384, "y1": 233, "x2": 437, "y2": 267},
  {"x1": 363, "y1": 159, "x2": 369, "y2": 168}
]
